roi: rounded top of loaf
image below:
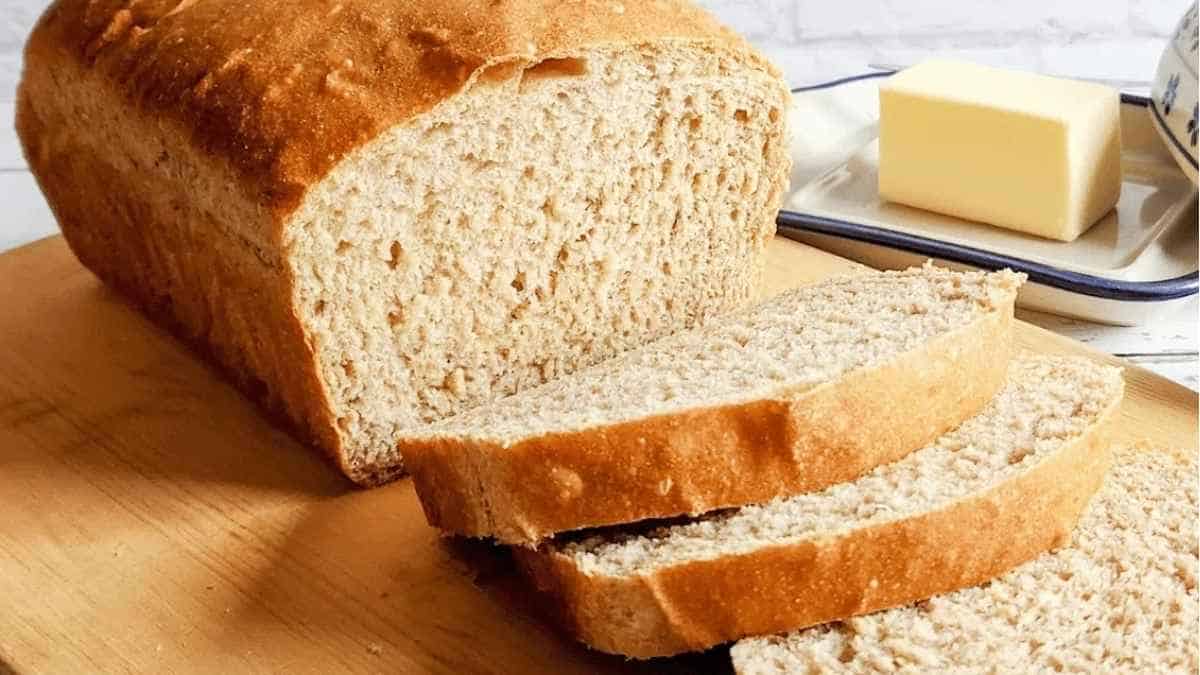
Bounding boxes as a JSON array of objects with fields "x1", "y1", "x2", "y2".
[{"x1": 22, "y1": 0, "x2": 775, "y2": 212}]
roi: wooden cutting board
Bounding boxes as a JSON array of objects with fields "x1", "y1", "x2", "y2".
[{"x1": 1, "y1": 236, "x2": 1195, "y2": 674}]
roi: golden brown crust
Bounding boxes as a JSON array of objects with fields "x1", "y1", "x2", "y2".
[
  {"x1": 405, "y1": 300, "x2": 1016, "y2": 544},
  {"x1": 26, "y1": 0, "x2": 764, "y2": 215},
  {"x1": 514, "y1": 389, "x2": 1121, "y2": 658}
]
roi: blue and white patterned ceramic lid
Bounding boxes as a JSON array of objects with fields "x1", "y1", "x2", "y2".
[{"x1": 1151, "y1": 2, "x2": 1199, "y2": 184}]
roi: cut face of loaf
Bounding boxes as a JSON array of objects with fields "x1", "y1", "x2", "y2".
[
  {"x1": 732, "y1": 448, "x2": 1198, "y2": 674},
  {"x1": 515, "y1": 354, "x2": 1124, "y2": 658},
  {"x1": 291, "y1": 46, "x2": 789, "y2": 483},
  {"x1": 17, "y1": 0, "x2": 790, "y2": 484},
  {"x1": 405, "y1": 266, "x2": 1022, "y2": 544}
]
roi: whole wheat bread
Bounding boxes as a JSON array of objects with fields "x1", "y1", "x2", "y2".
[
  {"x1": 515, "y1": 354, "x2": 1123, "y2": 657},
  {"x1": 405, "y1": 266, "x2": 1021, "y2": 545},
  {"x1": 731, "y1": 447, "x2": 1198, "y2": 674},
  {"x1": 17, "y1": 0, "x2": 790, "y2": 484}
]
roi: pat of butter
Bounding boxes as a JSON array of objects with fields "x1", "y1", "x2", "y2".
[{"x1": 878, "y1": 60, "x2": 1122, "y2": 242}]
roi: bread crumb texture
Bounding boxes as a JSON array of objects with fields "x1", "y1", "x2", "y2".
[
  {"x1": 556, "y1": 353, "x2": 1119, "y2": 575},
  {"x1": 732, "y1": 448, "x2": 1199, "y2": 674},
  {"x1": 421, "y1": 266, "x2": 1023, "y2": 444},
  {"x1": 289, "y1": 41, "x2": 789, "y2": 476}
]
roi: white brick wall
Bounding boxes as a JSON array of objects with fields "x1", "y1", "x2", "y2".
[
  {"x1": 0, "y1": 0, "x2": 1182, "y2": 99},
  {"x1": 693, "y1": 0, "x2": 1180, "y2": 87}
]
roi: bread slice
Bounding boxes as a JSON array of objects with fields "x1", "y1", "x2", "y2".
[
  {"x1": 731, "y1": 447, "x2": 1198, "y2": 674},
  {"x1": 514, "y1": 354, "x2": 1123, "y2": 658},
  {"x1": 404, "y1": 266, "x2": 1021, "y2": 545},
  {"x1": 17, "y1": 1, "x2": 790, "y2": 484}
]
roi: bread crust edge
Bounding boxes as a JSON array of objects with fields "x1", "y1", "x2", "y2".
[
  {"x1": 513, "y1": 376, "x2": 1122, "y2": 658},
  {"x1": 405, "y1": 291, "x2": 1018, "y2": 544}
]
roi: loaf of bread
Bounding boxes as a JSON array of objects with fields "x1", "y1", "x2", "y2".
[
  {"x1": 515, "y1": 354, "x2": 1123, "y2": 658},
  {"x1": 17, "y1": 0, "x2": 791, "y2": 483},
  {"x1": 732, "y1": 447, "x2": 1198, "y2": 674},
  {"x1": 406, "y1": 266, "x2": 1021, "y2": 544}
]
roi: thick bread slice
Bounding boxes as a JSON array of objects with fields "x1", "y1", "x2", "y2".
[
  {"x1": 731, "y1": 448, "x2": 1198, "y2": 674},
  {"x1": 405, "y1": 266, "x2": 1021, "y2": 545},
  {"x1": 18, "y1": 0, "x2": 790, "y2": 484},
  {"x1": 515, "y1": 354, "x2": 1123, "y2": 657}
]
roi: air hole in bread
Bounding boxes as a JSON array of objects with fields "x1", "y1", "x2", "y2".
[
  {"x1": 443, "y1": 368, "x2": 466, "y2": 397},
  {"x1": 387, "y1": 309, "x2": 403, "y2": 327},
  {"x1": 511, "y1": 272, "x2": 526, "y2": 293},
  {"x1": 734, "y1": 109, "x2": 749, "y2": 123},
  {"x1": 652, "y1": 113, "x2": 669, "y2": 143},
  {"x1": 526, "y1": 57, "x2": 588, "y2": 79},
  {"x1": 659, "y1": 159, "x2": 673, "y2": 184},
  {"x1": 716, "y1": 169, "x2": 728, "y2": 186},
  {"x1": 769, "y1": 107, "x2": 780, "y2": 122},
  {"x1": 314, "y1": 300, "x2": 326, "y2": 315},
  {"x1": 688, "y1": 116, "x2": 701, "y2": 133},
  {"x1": 523, "y1": 166, "x2": 535, "y2": 179},
  {"x1": 837, "y1": 635, "x2": 856, "y2": 662},
  {"x1": 336, "y1": 240, "x2": 352, "y2": 254},
  {"x1": 341, "y1": 360, "x2": 355, "y2": 377},
  {"x1": 387, "y1": 241, "x2": 404, "y2": 270},
  {"x1": 476, "y1": 60, "x2": 521, "y2": 85},
  {"x1": 1008, "y1": 447, "x2": 1032, "y2": 464},
  {"x1": 424, "y1": 121, "x2": 452, "y2": 138}
]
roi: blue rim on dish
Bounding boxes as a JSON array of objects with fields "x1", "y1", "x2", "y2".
[
  {"x1": 778, "y1": 72, "x2": 1199, "y2": 302},
  {"x1": 1149, "y1": 98, "x2": 1200, "y2": 170}
]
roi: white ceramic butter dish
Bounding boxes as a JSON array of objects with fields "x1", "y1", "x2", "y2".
[{"x1": 778, "y1": 71, "x2": 1198, "y2": 326}]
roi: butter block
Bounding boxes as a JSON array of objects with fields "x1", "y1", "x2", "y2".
[{"x1": 878, "y1": 60, "x2": 1122, "y2": 242}]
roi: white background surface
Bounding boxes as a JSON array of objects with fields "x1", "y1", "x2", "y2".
[{"x1": 0, "y1": 0, "x2": 1195, "y2": 388}]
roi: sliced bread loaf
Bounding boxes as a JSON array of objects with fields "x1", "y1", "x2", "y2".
[
  {"x1": 514, "y1": 354, "x2": 1123, "y2": 657},
  {"x1": 731, "y1": 447, "x2": 1198, "y2": 674},
  {"x1": 404, "y1": 266, "x2": 1022, "y2": 545},
  {"x1": 19, "y1": 0, "x2": 790, "y2": 484}
]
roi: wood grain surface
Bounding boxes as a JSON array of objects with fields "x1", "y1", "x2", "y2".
[{"x1": 1, "y1": 236, "x2": 1195, "y2": 674}]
